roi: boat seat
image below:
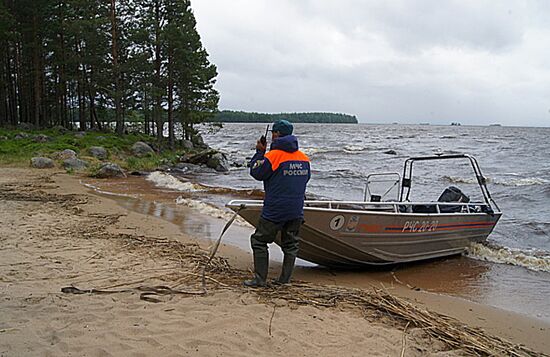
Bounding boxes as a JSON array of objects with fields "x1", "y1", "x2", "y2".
[{"x1": 411, "y1": 205, "x2": 438, "y2": 213}]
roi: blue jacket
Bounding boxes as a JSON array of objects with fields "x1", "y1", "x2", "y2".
[{"x1": 250, "y1": 135, "x2": 311, "y2": 223}]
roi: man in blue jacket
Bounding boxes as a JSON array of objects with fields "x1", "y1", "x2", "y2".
[{"x1": 244, "y1": 120, "x2": 311, "y2": 287}]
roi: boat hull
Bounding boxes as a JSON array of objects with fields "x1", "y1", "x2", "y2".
[{"x1": 228, "y1": 201, "x2": 501, "y2": 267}]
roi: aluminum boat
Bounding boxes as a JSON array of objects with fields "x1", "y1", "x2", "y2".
[{"x1": 227, "y1": 154, "x2": 501, "y2": 267}]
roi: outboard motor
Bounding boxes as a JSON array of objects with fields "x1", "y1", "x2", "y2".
[
  {"x1": 437, "y1": 186, "x2": 470, "y2": 213},
  {"x1": 438, "y1": 186, "x2": 470, "y2": 203},
  {"x1": 437, "y1": 186, "x2": 470, "y2": 203}
]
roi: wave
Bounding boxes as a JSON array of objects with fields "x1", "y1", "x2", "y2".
[
  {"x1": 343, "y1": 145, "x2": 367, "y2": 153},
  {"x1": 442, "y1": 176, "x2": 478, "y2": 184},
  {"x1": 81, "y1": 181, "x2": 138, "y2": 198},
  {"x1": 148, "y1": 171, "x2": 265, "y2": 198},
  {"x1": 312, "y1": 168, "x2": 367, "y2": 180},
  {"x1": 302, "y1": 147, "x2": 339, "y2": 156},
  {"x1": 465, "y1": 243, "x2": 550, "y2": 273},
  {"x1": 495, "y1": 178, "x2": 550, "y2": 187},
  {"x1": 146, "y1": 171, "x2": 206, "y2": 192},
  {"x1": 443, "y1": 175, "x2": 549, "y2": 187},
  {"x1": 303, "y1": 146, "x2": 376, "y2": 156},
  {"x1": 175, "y1": 196, "x2": 252, "y2": 227},
  {"x1": 201, "y1": 186, "x2": 264, "y2": 198}
]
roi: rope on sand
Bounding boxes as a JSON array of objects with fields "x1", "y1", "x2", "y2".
[
  {"x1": 61, "y1": 285, "x2": 204, "y2": 303},
  {"x1": 57, "y1": 205, "x2": 544, "y2": 357},
  {"x1": 201, "y1": 204, "x2": 244, "y2": 293}
]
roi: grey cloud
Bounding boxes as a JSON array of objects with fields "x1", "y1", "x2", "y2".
[
  {"x1": 291, "y1": 1, "x2": 527, "y2": 52},
  {"x1": 194, "y1": 1, "x2": 550, "y2": 126}
]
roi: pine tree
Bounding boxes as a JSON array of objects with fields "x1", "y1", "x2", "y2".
[
  {"x1": 165, "y1": 0, "x2": 219, "y2": 141},
  {"x1": 1, "y1": 0, "x2": 218, "y2": 140},
  {"x1": 0, "y1": 2, "x2": 15, "y2": 126}
]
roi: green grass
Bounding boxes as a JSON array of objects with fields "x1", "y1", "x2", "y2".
[{"x1": 0, "y1": 128, "x2": 185, "y2": 174}]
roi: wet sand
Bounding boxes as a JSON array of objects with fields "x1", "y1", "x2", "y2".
[
  {"x1": 87, "y1": 174, "x2": 550, "y2": 319},
  {"x1": 1, "y1": 168, "x2": 549, "y2": 355}
]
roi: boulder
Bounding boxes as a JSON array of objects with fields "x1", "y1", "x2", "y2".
[
  {"x1": 96, "y1": 163, "x2": 125, "y2": 178},
  {"x1": 89, "y1": 146, "x2": 107, "y2": 160},
  {"x1": 0, "y1": 136, "x2": 8, "y2": 141},
  {"x1": 129, "y1": 171, "x2": 148, "y2": 176},
  {"x1": 14, "y1": 132, "x2": 30, "y2": 140},
  {"x1": 33, "y1": 134, "x2": 50, "y2": 143},
  {"x1": 74, "y1": 131, "x2": 86, "y2": 138},
  {"x1": 174, "y1": 162, "x2": 201, "y2": 173},
  {"x1": 55, "y1": 149, "x2": 77, "y2": 160},
  {"x1": 383, "y1": 150, "x2": 397, "y2": 155},
  {"x1": 180, "y1": 149, "x2": 217, "y2": 165},
  {"x1": 191, "y1": 134, "x2": 207, "y2": 149},
  {"x1": 206, "y1": 152, "x2": 229, "y2": 172},
  {"x1": 156, "y1": 164, "x2": 171, "y2": 172},
  {"x1": 63, "y1": 158, "x2": 89, "y2": 171},
  {"x1": 231, "y1": 158, "x2": 246, "y2": 168},
  {"x1": 31, "y1": 157, "x2": 55, "y2": 169},
  {"x1": 181, "y1": 139, "x2": 194, "y2": 150},
  {"x1": 18, "y1": 122, "x2": 34, "y2": 131},
  {"x1": 52, "y1": 125, "x2": 68, "y2": 134},
  {"x1": 131, "y1": 141, "x2": 154, "y2": 157}
]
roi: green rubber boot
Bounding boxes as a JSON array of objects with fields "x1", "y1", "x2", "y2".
[
  {"x1": 275, "y1": 256, "x2": 296, "y2": 284},
  {"x1": 243, "y1": 254, "x2": 268, "y2": 287}
]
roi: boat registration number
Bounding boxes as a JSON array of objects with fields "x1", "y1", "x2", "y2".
[{"x1": 402, "y1": 220, "x2": 439, "y2": 233}]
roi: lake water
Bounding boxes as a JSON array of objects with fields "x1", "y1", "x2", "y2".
[{"x1": 137, "y1": 123, "x2": 550, "y2": 321}]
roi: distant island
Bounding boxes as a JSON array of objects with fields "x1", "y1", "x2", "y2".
[{"x1": 210, "y1": 110, "x2": 358, "y2": 124}]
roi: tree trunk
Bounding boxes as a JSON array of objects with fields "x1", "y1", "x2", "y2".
[
  {"x1": 111, "y1": 0, "x2": 123, "y2": 135},
  {"x1": 86, "y1": 65, "x2": 102, "y2": 131},
  {"x1": 32, "y1": 13, "x2": 41, "y2": 128},
  {"x1": 15, "y1": 40, "x2": 26, "y2": 124},
  {"x1": 0, "y1": 48, "x2": 7, "y2": 126},
  {"x1": 144, "y1": 90, "x2": 149, "y2": 135},
  {"x1": 59, "y1": 9, "x2": 68, "y2": 128},
  {"x1": 7, "y1": 45, "x2": 17, "y2": 125},
  {"x1": 153, "y1": 0, "x2": 163, "y2": 141},
  {"x1": 167, "y1": 52, "x2": 174, "y2": 148}
]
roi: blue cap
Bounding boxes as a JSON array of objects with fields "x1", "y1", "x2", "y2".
[{"x1": 272, "y1": 119, "x2": 293, "y2": 136}]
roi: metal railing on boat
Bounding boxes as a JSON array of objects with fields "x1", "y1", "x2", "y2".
[
  {"x1": 304, "y1": 200, "x2": 495, "y2": 214},
  {"x1": 226, "y1": 200, "x2": 500, "y2": 214}
]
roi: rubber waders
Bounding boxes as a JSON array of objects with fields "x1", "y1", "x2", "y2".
[
  {"x1": 243, "y1": 253, "x2": 268, "y2": 287},
  {"x1": 276, "y1": 255, "x2": 296, "y2": 284}
]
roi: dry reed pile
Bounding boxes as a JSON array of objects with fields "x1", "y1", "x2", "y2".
[{"x1": 88, "y1": 232, "x2": 543, "y2": 357}]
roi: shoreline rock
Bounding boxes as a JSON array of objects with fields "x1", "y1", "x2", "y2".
[
  {"x1": 132, "y1": 141, "x2": 154, "y2": 157},
  {"x1": 89, "y1": 146, "x2": 107, "y2": 160},
  {"x1": 63, "y1": 158, "x2": 89, "y2": 171},
  {"x1": 96, "y1": 163, "x2": 125, "y2": 178},
  {"x1": 31, "y1": 157, "x2": 55, "y2": 169},
  {"x1": 178, "y1": 149, "x2": 229, "y2": 172},
  {"x1": 55, "y1": 149, "x2": 77, "y2": 160}
]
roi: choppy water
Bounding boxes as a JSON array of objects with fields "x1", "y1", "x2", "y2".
[
  {"x1": 143, "y1": 123, "x2": 550, "y2": 321},
  {"x1": 195, "y1": 124, "x2": 550, "y2": 261}
]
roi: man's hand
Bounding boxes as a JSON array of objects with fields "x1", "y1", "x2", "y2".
[{"x1": 256, "y1": 137, "x2": 267, "y2": 152}]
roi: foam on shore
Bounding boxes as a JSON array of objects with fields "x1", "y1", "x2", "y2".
[
  {"x1": 466, "y1": 243, "x2": 550, "y2": 273},
  {"x1": 146, "y1": 171, "x2": 206, "y2": 192},
  {"x1": 175, "y1": 196, "x2": 252, "y2": 227},
  {"x1": 81, "y1": 181, "x2": 138, "y2": 198}
]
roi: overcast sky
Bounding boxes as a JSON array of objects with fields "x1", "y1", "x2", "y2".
[{"x1": 193, "y1": 1, "x2": 550, "y2": 126}]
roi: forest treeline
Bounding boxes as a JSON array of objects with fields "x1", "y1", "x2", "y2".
[
  {"x1": 211, "y1": 111, "x2": 358, "y2": 124},
  {"x1": 0, "y1": 0, "x2": 218, "y2": 146}
]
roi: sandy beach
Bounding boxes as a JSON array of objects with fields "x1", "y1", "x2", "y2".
[{"x1": 1, "y1": 167, "x2": 548, "y2": 356}]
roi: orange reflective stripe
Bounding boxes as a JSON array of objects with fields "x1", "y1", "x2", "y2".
[{"x1": 264, "y1": 150, "x2": 310, "y2": 171}]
